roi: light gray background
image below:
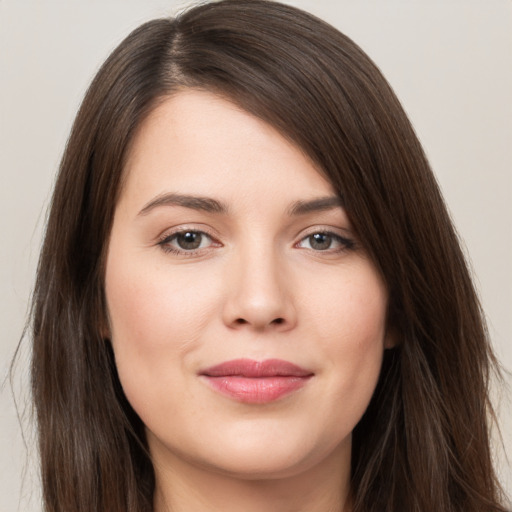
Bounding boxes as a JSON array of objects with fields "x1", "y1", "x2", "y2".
[{"x1": 1, "y1": 1, "x2": 511, "y2": 510}]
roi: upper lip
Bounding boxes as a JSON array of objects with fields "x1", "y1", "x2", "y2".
[{"x1": 200, "y1": 358, "x2": 314, "y2": 378}]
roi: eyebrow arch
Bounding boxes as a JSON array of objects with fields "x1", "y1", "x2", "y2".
[
  {"x1": 287, "y1": 196, "x2": 344, "y2": 216},
  {"x1": 138, "y1": 193, "x2": 228, "y2": 216}
]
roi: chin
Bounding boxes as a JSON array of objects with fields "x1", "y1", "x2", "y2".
[
  {"x1": 198, "y1": 453, "x2": 316, "y2": 481},
  {"x1": 183, "y1": 426, "x2": 350, "y2": 481}
]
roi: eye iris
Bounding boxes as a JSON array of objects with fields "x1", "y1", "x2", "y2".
[
  {"x1": 310, "y1": 233, "x2": 332, "y2": 250},
  {"x1": 176, "y1": 232, "x2": 202, "y2": 250}
]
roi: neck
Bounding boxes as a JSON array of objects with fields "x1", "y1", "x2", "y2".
[{"x1": 152, "y1": 443, "x2": 352, "y2": 512}]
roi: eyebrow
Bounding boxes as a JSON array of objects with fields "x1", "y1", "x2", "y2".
[
  {"x1": 138, "y1": 193, "x2": 228, "y2": 216},
  {"x1": 287, "y1": 195, "x2": 344, "y2": 216},
  {"x1": 137, "y1": 192, "x2": 344, "y2": 217}
]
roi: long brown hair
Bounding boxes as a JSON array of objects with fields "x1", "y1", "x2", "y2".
[{"x1": 30, "y1": 1, "x2": 508, "y2": 510}]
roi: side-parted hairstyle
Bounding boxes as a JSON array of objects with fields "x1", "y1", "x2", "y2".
[{"x1": 30, "y1": 1, "x2": 507, "y2": 511}]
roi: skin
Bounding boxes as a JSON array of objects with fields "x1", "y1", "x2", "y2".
[{"x1": 105, "y1": 90, "x2": 392, "y2": 512}]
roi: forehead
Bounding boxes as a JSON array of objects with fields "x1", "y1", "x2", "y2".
[{"x1": 120, "y1": 89, "x2": 336, "y2": 211}]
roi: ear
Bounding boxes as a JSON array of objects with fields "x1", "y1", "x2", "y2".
[
  {"x1": 383, "y1": 325, "x2": 398, "y2": 349},
  {"x1": 383, "y1": 305, "x2": 400, "y2": 349},
  {"x1": 99, "y1": 307, "x2": 112, "y2": 341},
  {"x1": 383, "y1": 301, "x2": 402, "y2": 350}
]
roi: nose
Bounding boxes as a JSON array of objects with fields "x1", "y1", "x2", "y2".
[{"x1": 222, "y1": 245, "x2": 297, "y2": 332}]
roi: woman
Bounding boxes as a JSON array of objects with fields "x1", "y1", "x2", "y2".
[{"x1": 29, "y1": 0, "x2": 508, "y2": 511}]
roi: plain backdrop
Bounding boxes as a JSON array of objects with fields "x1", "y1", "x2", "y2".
[{"x1": 1, "y1": 1, "x2": 511, "y2": 510}]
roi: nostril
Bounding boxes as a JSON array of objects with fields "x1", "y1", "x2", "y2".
[{"x1": 233, "y1": 317, "x2": 285, "y2": 327}]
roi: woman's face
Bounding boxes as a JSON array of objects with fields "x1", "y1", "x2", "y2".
[{"x1": 105, "y1": 90, "x2": 391, "y2": 481}]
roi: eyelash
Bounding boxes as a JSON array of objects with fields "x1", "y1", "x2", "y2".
[
  {"x1": 157, "y1": 228, "x2": 219, "y2": 256},
  {"x1": 157, "y1": 228, "x2": 355, "y2": 256},
  {"x1": 295, "y1": 230, "x2": 355, "y2": 253}
]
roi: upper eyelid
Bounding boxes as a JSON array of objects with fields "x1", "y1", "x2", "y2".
[
  {"x1": 156, "y1": 225, "x2": 219, "y2": 242},
  {"x1": 295, "y1": 224, "x2": 352, "y2": 239},
  {"x1": 301, "y1": 226, "x2": 344, "y2": 234}
]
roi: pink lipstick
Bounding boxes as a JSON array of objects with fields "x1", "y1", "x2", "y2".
[{"x1": 199, "y1": 358, "x2": 313, "y2": 404}]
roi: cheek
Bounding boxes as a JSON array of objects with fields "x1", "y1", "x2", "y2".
[
  {"x1": 302, "y1": 263, "x2": 388, "y2": 422},
  {"x1": 305, "y1": 261, "x2": 388, "y2": 349},
  {"x1": 103, "y1": 251, "x2": 219, "y2": 415},
  {"x1": 106, "y1": 252, "x2": 217, "y2": 350}
]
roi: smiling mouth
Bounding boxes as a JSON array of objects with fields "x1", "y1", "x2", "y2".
[{"x1": 199, "y1": 358, "x2": 314, "y2": 404}]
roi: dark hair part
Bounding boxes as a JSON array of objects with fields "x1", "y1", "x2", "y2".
[{"x1": 31, "y1": 1, "x2": 507, "y2": 511}]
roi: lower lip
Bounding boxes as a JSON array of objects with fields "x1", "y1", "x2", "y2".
[{"x1": 202, "y1": 375, "x2": 311, "y2": 404}]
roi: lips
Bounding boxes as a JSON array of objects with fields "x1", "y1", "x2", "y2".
[{"x1": 199, "y1": 358, "x2": 314, "y2": 404}]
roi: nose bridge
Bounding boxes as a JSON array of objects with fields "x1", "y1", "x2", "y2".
[{"x1": 223, "y1": 236, "x2": 295, "y2": 331}]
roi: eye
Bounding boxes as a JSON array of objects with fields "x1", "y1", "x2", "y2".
[
  {"x1": 158, "y1": 230, "x2": 215, "y2": 254},
  {"x1": 297, "y1": 232, "x2": 354, "y2": 252}
]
